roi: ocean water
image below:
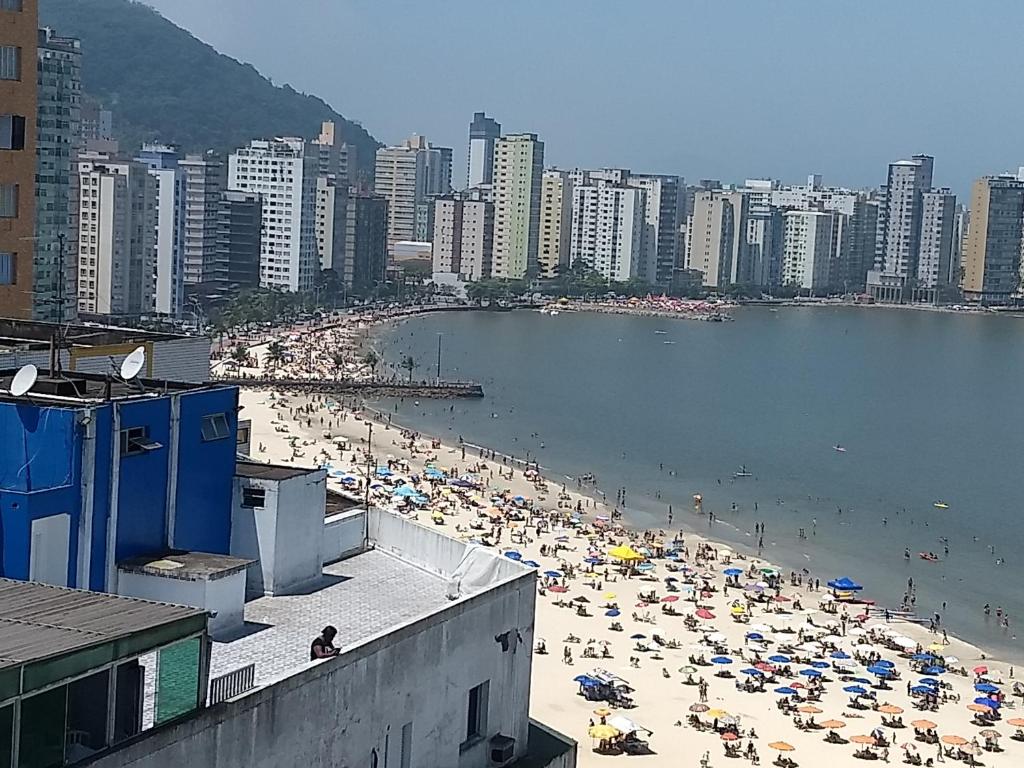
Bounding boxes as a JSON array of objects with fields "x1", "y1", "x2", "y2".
[{"x1": 374, "y1": 306, "x2": 1024, "y2": 660}]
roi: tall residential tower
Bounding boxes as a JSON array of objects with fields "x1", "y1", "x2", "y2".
[
  {"x1": 491, "y1": 133, "x2": 544, "y2": 279},
  {"x1": 467, "y1": 111, "x2": 500, "y2": 188}
]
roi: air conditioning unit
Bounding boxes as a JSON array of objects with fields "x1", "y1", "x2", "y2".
[{"x1": 489, "y1": 734, "x2": 515, "y2": 766}]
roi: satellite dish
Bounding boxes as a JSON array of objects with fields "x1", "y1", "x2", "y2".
[
  {"x1": 11, "y1": 364, "x2": 38, "y2": 397},
  {"x1": 120, "y1": 346, "x2": 146, "y2": 381}
]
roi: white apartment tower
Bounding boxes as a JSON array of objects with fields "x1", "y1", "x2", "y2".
[
  {"x1": 875, "y1": 155, "x2": 934, "y2": 279},
  {"x1": 432, "y1": 189, "x2": 494, "y2": 281},
  {"x1": 569, "y1": 181, "x2": 646, "y2": 282},
  {"x1": 491, "y1": 133, "x2": 544, "y2": 279},
  {"x1": 467, "y1": 112, "x2": 500, "y2": 188},
  {"x1": 627, "y1": 174, "x2": 683, "y2": 286},
  {"x1": 375, "y1": 134, "x2": 452, "y2": 257},
  {"x1": 228, "y1": 138, "x2": 320, "y2": 292},
  {"x1": 538, "y1": 170, "x2": 573, "y2": 278},
  {"x1": 74, "y1": 153, "x2": 156, "y2": 316},
  {"x1": 781, "y1": 210, "x2": 837, "y2": 293},
  {"x1": 315, "y1": 175, "x2": 347, "y2": 272},
  {"x1": 685, "y1": 190, "x2": 748, "y2": 288},
  {"x1": 917, "y1": 189, "x2": 957, "y2": 290},
  {"x1": 178, "y1": 152, "x2": 223, "y2": 286}
]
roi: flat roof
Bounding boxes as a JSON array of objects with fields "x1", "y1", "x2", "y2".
[
  {"x1": 235, "y1": 461, "x2": 320, "y2": 482},
  {"x1": 0, "y1": 579, "x2": 206, "y2": 671},
  {"x1": 0, "y1": 368, "x2": 230, "y2": 406},
  {"x1": 208, "y1": 549, "x2": 450, "y2": 687},
  {"x1": 119, "y1": 552, "x2": 253, "y2": 581},
  {"x1": 0, "y1": 317, "x2": 188, "y2": 351}
]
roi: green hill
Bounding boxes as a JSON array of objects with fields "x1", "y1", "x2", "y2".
[{"x1": 40, "y1": 0, "x2": 380, "y2": 176}]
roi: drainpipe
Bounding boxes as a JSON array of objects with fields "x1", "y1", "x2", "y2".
[{"x1": 165, "y1": 394, "x2": 181, "y2": 549}]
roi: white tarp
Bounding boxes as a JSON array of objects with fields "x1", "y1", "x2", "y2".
[{"x1": 446, "y1": 544, "x2": 505, "y2": 600}]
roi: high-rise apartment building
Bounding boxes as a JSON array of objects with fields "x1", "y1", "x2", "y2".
[
  {"x1": 214, "y1": 189, "x2": 262, "y2": 291},
  {"x1": 780, "y1": 209, "x2": 837, "y2": 293},
  {"x1": 79, "y1": 97, "x2": 112, "y2": 142},
  {"x1": 136, "y1": 144, "x2": 185, "y2": 317},
  {"x1": 375, "y1": 134, "x2": 452, "y2": 257},
  {"x1": 961, "y1": 176, "x2": 1024, "y2": 304},
  {"x1": 310, "y1": 120, "x2": 350, "y2": 184},
  {"x1": 538, "y1": 170, "x2": 573, "y2": 279},
  {"x1": 34, "y1": 27, "x2": 80, "y2": 323},
  {"x1": 74, "y1": 153, "x2": 156, "y2": 316},
  {"x1": 432, "y1": 189, "x2": 494, "y2": 282},
  {"x1": 0, "y1": 0, "x2": 38, "y2": 317},
  {"x1": 467, "y1": 111, "x2": 500, "y2": 188},
  {"x1": 685, "y1": 190, "x2": 748, "y2": 288},
  {"x1": 344, "y1": 192, "x2": 388, "y2": 293},
  {"x1": 491, "y1": 133, "x2": 544, "y2": 279},
  {"x1": 315, "y1": 174, "x2": 347, "y2": 273},
  {"x1": 179, "y1": 152, "x2": 223, "y2": 286},
  {"x1": 916, "y1": 189, "x2": 957, "y2": 293},
  {"x1": 228, "y1": 138, "x2": 319, "y2": 292},
  {"x1": 628, "y1": 174, "x2": 683, "y2": 286},
  {"x1": 569, "y1": 180, "x2": 646, "y2": 282}
]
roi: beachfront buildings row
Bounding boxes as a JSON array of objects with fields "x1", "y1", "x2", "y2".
[{"x1": 0, "y1": 355, "x2": 576, "y2": 768}]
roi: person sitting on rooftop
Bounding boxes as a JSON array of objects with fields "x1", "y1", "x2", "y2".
[{"x1": 310, "y1": 625, "x2": 341, "y2": 660}]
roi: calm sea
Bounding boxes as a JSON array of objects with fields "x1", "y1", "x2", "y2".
[{"x1": 375, "y1": 306, "x2": 1024, "y2": 660}]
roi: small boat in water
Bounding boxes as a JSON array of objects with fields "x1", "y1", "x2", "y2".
[
  {"x1": 654, "y1": 330, "x2": 667, "y2": 335},
  {"x1": 833, "y1": 444, "x2": 846, "y2": 453},
  {"x1": 663, "y1": 340, "x2": 676, "y2": 344},
  {"x1": 933, "y1": 501, "x2": 949, "y2": 509},
  {"x1": 733, "y1": 465, "x2": 752, "y2": 478}
]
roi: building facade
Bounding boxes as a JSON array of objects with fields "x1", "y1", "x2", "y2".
[
  {"x1": 74, "y1": 153, "x2": 156, "y2": 317},
  {"x1": 538, "y1": 170, "x2": 573, "y2": 279},
  {"x1": 375, "y1": 135, "x2": 452, "y2": 257},
  {"x1": 569, "y1": 181, "x2": 646, "y2": 282},
  {"x1": 491, "y1": 133, "x2": 544, "y2": 279},
  {"x1": 228, "y1": 138, "x2": 319, "y2": 292},
  {"x1": 178, "y1": 152, "x2": 223, "y2": 286},
  {"x1": 685, "y1": 190, "x2": 748, "y2": 288},
  {"x1": 136, "y1": 144, "x2": 185, "y2": 318},
  {"x1": 432, "y1": 190, "x2": 494, "y2": 282},
  {"x1": 628, "y1": 173, "x2": 683, "y2": 286},
  {"x1": 467, "y1": 111, "x2": 501, "y2": 188},
  {"x1": 960, "y1": 176, "x2": 1024, "y2": 304},
  {"x1": 344, "y1": 192, "x2": 388, "y2": 293},
  {"x1": 315, "y1": 174, "x2": 347, "y2": 273},
  {"x1": 781, "y1": 209, "x2": 837, "y2": 293},
  {"x1": 215, "y1": 190, "x2": 262, "y2": 291},
  {"x1": 916, "y1": 189, "x2": 957, "y2": 296},
  {"x1": 33, "y1": 27, "x2": 80, "y2": 323},
  {"x1": 0, "y1": 0, "x2": 38, "y2": 316}
]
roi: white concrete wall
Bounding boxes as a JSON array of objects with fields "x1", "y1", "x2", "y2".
[
  {"x1": 323, "y1": 509, "x2": 365, "y2": 563},
  {"x1": 117, "y1": 569, "x2": 245, "y2": 639},
  {"x1": 89, "y1": 569, "x2": 538, "y2": 768}
]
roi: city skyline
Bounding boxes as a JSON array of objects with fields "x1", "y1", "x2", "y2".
[{"x1": 144, "y1": 0, "x2": 1024, "y2": 196}]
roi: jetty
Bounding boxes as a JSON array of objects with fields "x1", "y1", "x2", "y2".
[{"x1": 216, "y1": 376, "x2": 484, "y2": 399}]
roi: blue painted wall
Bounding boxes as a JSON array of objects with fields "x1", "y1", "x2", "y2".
[
  {"x1": 89, "y1": 405, "x2": 113, "y2": 591},
  {"x1": 114, "y1": 398, "x2": 171, "y2": 562},
  {"x1": 0, "y1": 402, "x2": 82, "y2": 585},
  {"x1": 173, "y1": 388, "x2": 238, "y2": 554}
]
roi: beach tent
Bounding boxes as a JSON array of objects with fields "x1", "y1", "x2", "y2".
[
  {"x1": 827, "y1": 577, "x2": 863, "y2": 591},
  {"x1": 608, "y1": 545, "x2": 644, "y2": 561}
]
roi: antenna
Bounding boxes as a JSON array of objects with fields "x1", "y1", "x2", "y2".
[
  {"x1": 10, "y1": 364, "x2": 38, "y2": 397},
  {"x1": 120, "y1": 347, "x2": 146, "y2": 381}
]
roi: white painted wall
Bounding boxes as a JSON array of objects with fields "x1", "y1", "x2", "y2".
[
  {"x1": 117, "y1": 568, "x2": 245, "y2": 639},
  {"x1": 323, "y1": 509, "x2": 365, "y2": 563}
]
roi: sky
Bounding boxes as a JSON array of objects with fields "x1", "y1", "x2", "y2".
[{"x1": 145, "y1": 0, "x2": 1024, "y2": 196}]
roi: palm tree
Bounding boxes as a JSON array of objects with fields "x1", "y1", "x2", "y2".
[
  {"x1": 401, "y1": 355, "x2": 416, "y2": 382},
  {"x1": 265, "y1": 341, "x2": 286, "y2": 371},
  {"x1": 331, "y1": 352, "x2": 346, "y2": 380},
  {"x1": 362, "y1": 350, "x2": 380, "y2": 379},
  {"x1": 230, "y1": 346, "x2": 250, "y2": 366}
]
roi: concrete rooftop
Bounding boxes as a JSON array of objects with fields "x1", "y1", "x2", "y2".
[{"x1": 209, "y1": 549, "x2": 451, "y2": 687}]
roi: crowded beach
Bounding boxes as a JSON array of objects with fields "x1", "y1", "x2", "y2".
[{"x1": 226, "y1": 317, "x2": 1024, "y2": 767}]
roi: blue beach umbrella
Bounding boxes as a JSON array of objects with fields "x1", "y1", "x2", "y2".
[
  {"x1": 849, "y1": 677, "x2": 871, "y2": 684},
  {"x1": 746, "y1": 633, "x2": 764, "y2": 641},
  {"x1": 544, "y1": 570, "x2": 562, "y2": 578},
  {"x1": 918, "y1": 678, "x2": 940, "y2": 687},
  {"x1": 844, "y1": 685, "x2": 868, "y2": 695},
  {"x1": 975, "y1": 683, "x2": 1000, "y2": 693},
  {"x1": 974, "y1": 697, "x2": 1000, "y2": 709},
  {"x1": 769, "y1": 655, "x2": 791, "y2": 664},
  {"x1": 912, "y1": 653, "x2": 935, "y2": 662},
  {"x1": 522, "y1": 560, "x2": 540, "y2": 568},
  {"x1": 826, "y1": 576, "x2": 863, "y2": 591},
  {"x1": 799, "y1": 668, "x2": 822, "y2": 677},
  {"x1": 504, "y1": 551, "x2": 522, "y2": 561},
  {"x1": 830, "y1": 651, "x2": 851, "y2": 660},
  {"x1": 922, "y1": 665, "x2": 946, "y2": 675},
  {"x1": 605, "y1": 609, "x2": 621, "y2": 617},
  {"x1": 711, "y1": 656, "x2": 733, "y2": 665},
  {"x1": 584, "y1": 556, "x2": 603, "y2": 564},
  {"x1": 636, "y1": 562, "x2": 655, "y2": 572},
  {"x1": 810, "y1": 661, "x2": 830, "y2": 669},
  {"x1": 868, "y1": 665, "x2": 894, "y2": 677},
  {"x1": 376, "y1": 467, "x2": 393, "y2": 477},
  {"x1": 874, "y1": 660, "x2": 895, "y2": 668},
  {"x1": 910, "y1": 686, "x2": 934, "y2": 695},
  {"x1": 775, "y1": 687, "x2": 798, "y2": 695},
  {"x1": 724, "y1": 568, "x2": 743, "y2": 577}
]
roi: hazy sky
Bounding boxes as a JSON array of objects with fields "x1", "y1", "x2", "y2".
[{"x1": 146, "y1": 0, "x2": 1024, "y2": 195}]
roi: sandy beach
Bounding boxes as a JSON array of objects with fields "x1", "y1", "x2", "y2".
[{"x1": 227, "y1": 319, "x2": 1024, "y2": 767}]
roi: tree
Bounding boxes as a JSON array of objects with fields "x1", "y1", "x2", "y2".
[
  {"x1": 331, "y1": 352, "x2": 346, "y2": 380},
  {"x1": 229, "y1": 346, "x2": 250, "y2": 366},
  {"x1": 401, "y1": 355, "x2": 416, "y2": 382},
  {"x1": 265, "y1": 341, "x2": 286, "y2": 371},
  {"x1": 362, "y1": 350, "x2": 380, "y2": 379}
]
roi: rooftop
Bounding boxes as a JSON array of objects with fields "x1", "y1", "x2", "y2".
[
  {"x1": 235, "y1": 460, "x2": 320, "y2": 482},
  {"x1": 0, "y1": 579, "x2": 206, "y2": 671},
  {"x1": 0, "y1": 367, "x2": 230, "y2": 406},
  {"x1": 0, "y1": 317, "x2": 188, "y2": 351},
  {"x1": 208, "y1": 549, "x2": 451, "y2": 686},
  {"x1": 119, "y1": 551, "x2": 253, "y2": 582}
]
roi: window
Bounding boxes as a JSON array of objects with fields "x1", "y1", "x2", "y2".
[
  {"x1": 0, "y1": 252, "x2": 13, "y2": 286},
  {"x1": 0, "y1": 184, "x2": 15, "y2": 218},
  {"x1": 0, "y1": 0, "x2": 22, "y2": 10},
  {"x1": 0, "y1": 46, "x2": 18, "y2": 80},
  {"x1": 0, "y1": 115, "x2": 25, "y2": 150},
  {"x1": 200, "y1": 412, "x2": 230, "y2": 441},
  {"x1": 120, "y1": 426, "x2": 161, "y2": 456},
  {"x1": 241, "y1": 486, "x2": 265, "y2": 508},
  {"x1": 464, "y1": 680, "x2": 489, "y2": 746}
]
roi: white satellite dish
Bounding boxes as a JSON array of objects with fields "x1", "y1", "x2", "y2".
[
  {"x1": 120, "y1": 346, "x2": 146, "y2": 381},
  {"x1": 10, "y1": 364, "x2": 38, "y2": 397}
]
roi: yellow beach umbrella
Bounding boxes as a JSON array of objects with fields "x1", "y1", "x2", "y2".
[
  {"x1": 927, "y1": 643, "x2": 945, "y2": 652},
  {"x1": 730, "y1": 604, "x2": 747, "y2": 615},
  {"x1": 707, "y1": 709, "x2": 730, "y2": 719},
  {"x1": 603, "y1": 592, "x2": 617, "y2": 600},
  {"x1": 593, "y1": 707, "x2": 611, "y2": 717},
  {"x1": 588, "y1": 724, "x2": 619, "y2": 740},
  {"x1": 608, "y1": 544, "x2": 643, "y2": 561}
]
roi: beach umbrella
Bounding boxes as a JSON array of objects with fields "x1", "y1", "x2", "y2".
[
  {"x1": 755, "y1": 662, "x2": 775, "y2": 672},
  {"x1": 910, "y1": 720, "x2": 936, "y2": 729},
  {"x1": 775, "y1": 687, "x2": 798, "y2": 695},
  {"x1": 679, "y1": 665, "x2": 698, "y2": 674},
  {"x1": 769, "y1": 655, "x2": 791, "y2": 664},
  {"x1": 571, "y1": 596, "x2": 590, "y2": 604},
  {"x1": 522, "y1": 560, "x2": 540, "y2": 568},
  {"x1": 741, "y1": 668, "x2": 763, "y2": 677},
  {"x1": 968, "y1": 702, "x2": 994, "y2": 714},
  {"x1": 799, "y1": 668, "x2": 822, "y2": 677},
  {"x1": 940, "y1": 735, "x2": 967, "y2": 746},
  {"x1": 918, "y1": 678, "x2": 939, "y2": 687},
  {"x1": 730, "y1": 605, "x2": 747, "y2": 615},
  {"x1": 705, "y1": 631, "x2": 727, "y2": 644},
  {"x1": 922, "y1": 665, "x2": 946, "y2": 675},
  {"x1": 603, "y1": 592, "x2": 617, "y2": 600},
  {"x1": 1007, "y1": 718, "x2": 1024, "y2": 727},
  {"x1": 605, "y1": 609, "x2": 621, "y2": 617},
  {"x1": 974, "y1": 697, "x2": 1000, "y2": 709},
  {"x1": 810, "y1": 661, "x2": 830, "y2": 669},
  {"x1": 665, "y1": 576, "x2": 679, "y2": 582},
  {"x1": 749, "y1": 623, "x2": 773, "y2": 634},
  {"x1": 844, "y1": 685, "x2": 868, "y2": 695},
  {"x1": 850, "y1": 735, "x2": 877, "y2": 745},
  {"x1": 696, "y1": 609, "x2": 715, "y2": 620},
  {"x1": 798, "y1": 705, "x2": 822, "y2": 714},
  {"x1": 661, "y1": 595, "x2": 679, "y2": 603},
  {"x1": 630, "y1": 633, "x2": 647, "y2": 640},
  {"x1": 707, "y1": 709, "x2": 730, "y2": 719},
  {"x1": 767, "y1": 742, "x2": 795, "y2": 752},
  {"x1": 711, "y1": 656, "x2": 733, "y2": 665},
  {"x1": 544, "y1": 570, "x2": 562, "y2": 578},
  {"x1": 821, "y1": 720, "x2": 846, "y2": 729},
  {"x1": 874, "y1": 659, "x2": 895, "y2": 668},
  {"x1": 878, "y1": 704, "x2": 903, "y2": 715},
  {"x1": 721, "y1": 732, "x2": 739, "y2": 742},
  {"x1": 636, "y1": 562, "x2": 655, "y2": 572},
  {"x1": 911, "y1": 653, "x2": 935, "y2": 661},
  {"x1": 503, "y1": 551, "x2": 522, "y2": 561},
  {"x1": 975, "y1": 683, "x2": 999, "y2": 693},
  {"x1": 723, "y1": 568, "x2": 743, "y2": 577},
  {"x1": 826, "y1": 577, "x2": 863, "y2": 591},
  {"x1": 689, "y1": 703, "x2": 710, "y2": 713},
  {"x1": 830, "y1": 651, "x2": 851, "y2": 659},
  {"x1": 774, "y1": 594, "x2": 791, "y2": 602},
  {"x1": 910, "y1": 686, "x2": 934, "y2": 695},
  {"x1": 588, "y1": 724, "x2": 619, "y2": 740},
  {"x1": 979, "y1": 729, "x2": 1001, "y2": 739},
  {"x1": 593, "y1": 707, "x2": 611, "y2": 717},
  {"x1": 548, "y1": 585, "x2": 568, "y2": 593},
  {"x1": 867, "y1": 665, "x2": 894, "y2": 677},
  {"x1": 973, "y1": 665, "x2": 988, "y2": 675},
  {"x1": 849, "y1": 677, "x2": 872, "y2": 684},
  {"x1": 608, "y1": 544, "x2": 644, "y2": 561},
  {"x1": 746, "y1": 633, "x2": 763, "y2": 641},
  {"x1": 584, "y1": 556, "x2": 602, "y2": 565}
]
